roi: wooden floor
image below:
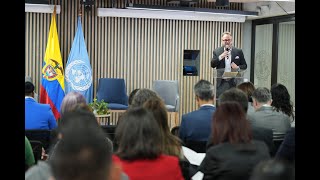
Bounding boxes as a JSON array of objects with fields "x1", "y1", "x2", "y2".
[{"x1": 97, "y1": 110, "x2": 180, "y2": 130}]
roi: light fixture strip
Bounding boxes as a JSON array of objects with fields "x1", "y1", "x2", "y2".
[
  {"x1": 25, "y1": 3, "x2": 61, "y2": 14},
  {"x1": 97, "y1": 8, "x2": 246, "y2": 22}
]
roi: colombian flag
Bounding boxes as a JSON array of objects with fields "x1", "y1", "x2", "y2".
[{"x1": 39, "y1": 6, "x2": 64, "y2": 120}]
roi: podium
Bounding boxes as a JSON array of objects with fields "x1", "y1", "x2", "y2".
[{"x1": 213, "y1": 68, "x2": 246, "y2": 101}]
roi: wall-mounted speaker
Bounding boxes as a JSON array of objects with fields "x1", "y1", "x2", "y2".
[{"x1": 216, "y1": 0, "x2": 229, "y2": 7}]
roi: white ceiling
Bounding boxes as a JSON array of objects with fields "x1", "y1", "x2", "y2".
[
  {"x1": 207, "y1": 0, "x2": 295, "y2": 19},
  {"x1": 207, "y1": 0, "x2": 294, "y2": 2}
]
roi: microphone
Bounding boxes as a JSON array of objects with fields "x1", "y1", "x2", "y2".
[{"x1": 225, "y1": 47, "x2": 229, "y2": 59}]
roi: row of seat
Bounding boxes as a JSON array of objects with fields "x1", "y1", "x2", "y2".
[
  {"x1": 26, "y1": 126, "x2": 118, "y2": 162},
  {"x1": 96, "y1": 78, "x2": 180, "y2": 112}
]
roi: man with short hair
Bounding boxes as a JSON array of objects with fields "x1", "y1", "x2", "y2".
[
  {"x1": 25, "y1": 76, "x2": 39, "y2": 102},
  {"x1": 211, "y1": 32, "x2": 247, "y2": 98},
  {"x1": 179, "y1": 80, "x2": 216, "y2": 144},
  {"x1": 249, "y1": 87, "x2": 291, "y2": 140},
  {"x1": 25, "y1": 81, "x2": 57, "y2": 130}
]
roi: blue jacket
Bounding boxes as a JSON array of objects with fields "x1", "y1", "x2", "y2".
[
  {"x1": 179, "y1": 105, "x2": 216, "y2": 142},
  {"x1": 25, "y1": 97, "x2": 57, "y2": 130}
]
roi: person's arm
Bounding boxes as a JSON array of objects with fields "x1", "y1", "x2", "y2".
[
  {"x1": 179, "y1": 117, "x2": 187, "y2": 143},
  {"x1": 25, "y1": 136, "x2": 35, "y2": 167},
  {"x1": 237, "y1": 49, "x2": 247, "y2": 70},
  {"x1": 206, "y1": 133, "x2": 214, "y2": 150},
  {"x1": 198, "y1": 151, "x2": 217, "y2": 180},
  {"x1": 211, "y1": 49, "x2": 224, "y2": 68},
  {"x1": 276, "y1": 128, "x2": 295, "y2": 161},
  {"x1": 48, "y1": 107, "x2": 57, "y2": 129}
]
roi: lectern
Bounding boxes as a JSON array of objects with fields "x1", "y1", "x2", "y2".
[{"x1": 213, "y1": 68, "x2": 246, "y2": 102}]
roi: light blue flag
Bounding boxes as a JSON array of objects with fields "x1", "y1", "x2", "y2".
[{"x1": 65, "y1": 16, "x2": 93, "y2": 104}]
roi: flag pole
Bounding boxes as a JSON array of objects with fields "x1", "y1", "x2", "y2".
[{"x1": 79, "y1": 0, "x2": 82, "y2": 17}]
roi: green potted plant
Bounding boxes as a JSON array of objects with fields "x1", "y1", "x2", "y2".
[{"x1": 88, "y1": 98, "x2": 110, "y2": 115}]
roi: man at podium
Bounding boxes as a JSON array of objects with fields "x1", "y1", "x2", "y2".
[{"x1": 211, "y1": 31, "x2": 247, "y2": 98}]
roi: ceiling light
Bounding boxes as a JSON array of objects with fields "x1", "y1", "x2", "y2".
[{"x1": 25, "y1": 3, "x2": 61, "y2": 14}]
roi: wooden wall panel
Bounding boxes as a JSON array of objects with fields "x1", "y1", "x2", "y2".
[{"x1": 25, "y1": 0, "x2": 244, "y2": 125}]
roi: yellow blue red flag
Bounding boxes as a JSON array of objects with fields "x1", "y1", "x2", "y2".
[{"x1": 39, "y1": 6, "x2": 65, "y2": 120}]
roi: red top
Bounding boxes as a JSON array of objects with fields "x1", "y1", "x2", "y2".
[{"x1": 112, "y1": 154, "x2": 184, "y2": 180}]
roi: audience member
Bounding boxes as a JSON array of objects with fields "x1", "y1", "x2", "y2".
[
  {"x1": 249, "y1": 87, "x2": 291, "y2": 140},
  {"x1": 48, "y1": 93, "x2": 91, "y2": 157},
  {"x1": 131, "y1": 88, "x2": 159, "y2": 107},
  {"x1": 50, "y1": 110, "x2": 116, "y2": 180},
  {"x1": 271, "y1": 83, "x2": 295, "y2": 126},
  {"x1": 113, "y1": 107, "x2": 184, "y2": 180},
  {"x1": 179, "y1": 80, "x2": 216, "y2": 144},
  {"x1": 206, "y1": 88, "x2": 275, "y2": 156},
  {"x1": 60, "y1": 91, "x2": 87, "y2": 115},
  {"x1": 25, "y1": 136, "x2": 35, "y2": 171},
  {"x1": 237, "y1": 81, "x2": 255, "y2": 113},
  {"x1": 128, "y1": 88, "x2": 140, "y2": 106},
  {"x1": 275, "y1": 127, "x2": 295, "y2": 163},
  {"x1": 25, "y1": 161, "x2": 52, "y2": 180},
  {"x1": 250, "y1": 159, "x2": 295, "y2": 180},
  {"x1": 131, "y1": 88, "x2": 189, "y2": 178},
  {"x1": 143, "y1": 97, "x2": 183, "y2": 158},
  {"x1": 25, "y1": 76, "x2": 39, "y2": 102},
  {"x1": 25, "y1": 81, "x2": 57, "y2": 130},
  {"x1": 25, "y1": 107, "x2": 128, "y2": 180},
  {"x1": 199, "y1": 102, "x2": 270, "y2": 180}
]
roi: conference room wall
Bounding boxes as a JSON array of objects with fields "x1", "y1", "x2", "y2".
[{"x1": 25, "y1": 0, "x2": 244, "y2": 123}]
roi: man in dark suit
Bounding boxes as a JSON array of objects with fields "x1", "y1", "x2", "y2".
[
  {"x1": 206, "y1": 88, "x2": 275, "y2": 156},
  {"x1": 211, "y1": 32, "x2": 247, "y2": 98},
  {"x1": 179, "y1": 80, "x2": 216, "y2": 147}
]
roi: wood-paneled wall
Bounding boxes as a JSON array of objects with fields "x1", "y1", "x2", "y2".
[{"x1": 25, "y1": 0, "x2": 244, "y2": 124}]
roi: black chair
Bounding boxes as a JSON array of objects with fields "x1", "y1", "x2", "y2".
[
  {"x1": 100, "y1": 125, "x2": 117, "y2": 141},
  {"x1": 29, "y1": 140, "x2": 43, "y2": 163},
  {"x1": 273, "y1": 132, "x2": 286, "y2": 155},
  {"x1": 171, "y1": 126, "x2": 180, "y2": 137},
  {"x1": 25, "y1": 129, "x2": 53, "y2": 152},
  {"x1": 185, "y1": 140, "x2": 207, "y2": 153},
  {"x1": 101, "y1": 125, "x2": 118, "y2": 152}
]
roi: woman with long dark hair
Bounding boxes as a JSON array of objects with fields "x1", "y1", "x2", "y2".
[
  {"x1": 271, "y1": 83, "x2": 295, "y2": 124},
  {"x1": 199, "y1": 102, "x2": 270, "y2": 180}
]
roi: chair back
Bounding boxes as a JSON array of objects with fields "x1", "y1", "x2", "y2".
[
  {"x1": 273, "y1": 132, "x2": 285, "y2": 155},
  {"x1": 101, "y1": 125, "x2": 118, "y2": 152},
  {"x1": 29, "y1": 140, "x2": 43, "y2": 163},
  {"x1": 96, "y1": 78, "x2": 129, "y2": 110},
  {"x1": 185, "y1": 140, "x2": 207, "y2": 153},
  {"x1": 152, "y1": 80, "x2": 180, "y2": 112},
  {"x1": 171, "y1": 126, "x2": 180, "y2": 137},
  {"x1": 25, "y1": 129, "x2": 52, "y2": 152},
  {"x1": 101, "y1": 125, "x2": 117, "y2": 142}
]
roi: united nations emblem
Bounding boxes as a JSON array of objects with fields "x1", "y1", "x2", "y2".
[
  {"x1": 42, "y1": 59, "x2": 64, "y2": 81},
  {"x1": 65, "y1": 60, "x2": 92, "y2": 91}
]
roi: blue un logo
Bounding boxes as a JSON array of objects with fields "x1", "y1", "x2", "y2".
[{"x1": 65, "y1": 60, "x2": 92, "y2": 91}]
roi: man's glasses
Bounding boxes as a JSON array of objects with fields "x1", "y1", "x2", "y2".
[{"x1": 222, "y1": 39, "x2": 231, "y2": 42}]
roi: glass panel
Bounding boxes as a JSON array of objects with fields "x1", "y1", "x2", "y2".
[
  {"x1": 254, "y1": 24, "x2": 273, "y2": 88},
  {"x1": 277, "y1": 21, "x2": 295, "y2": 106}
]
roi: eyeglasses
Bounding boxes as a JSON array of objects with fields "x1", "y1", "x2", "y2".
[{"x1": 222, "y1": 39, "x2": 231, "y2": 42}]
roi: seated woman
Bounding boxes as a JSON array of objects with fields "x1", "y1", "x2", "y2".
[
  {"x1": 131, "y1": 89, "x2": 183, "y2": 158},
  {"x1": 270, "y1": 83, "x2": 295, "y2": 127},
  {"x1": 113, "y1": 107, "x2": 184, "y2": 180},
  {"x1": 199, "y1": 102, "x2": 270, "y2": 180}
]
